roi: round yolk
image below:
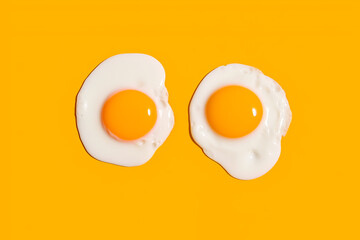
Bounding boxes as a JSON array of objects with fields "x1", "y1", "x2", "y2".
[
  {"x1": 205, "y1": 85, "x2": 263, "y2": 138},
  {"x1": 101, "y1": 90, "x2": 157, "y2": 141}
]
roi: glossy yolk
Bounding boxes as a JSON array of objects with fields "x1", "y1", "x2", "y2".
[
  {"x1": 101, "y1": 90, "x2": 157, "y2": 141},
  {"x1": 205, "y1": 85, "x2": 263, "y2": 138}
]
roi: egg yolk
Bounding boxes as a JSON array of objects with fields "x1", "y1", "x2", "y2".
[
  {"x1": 205, "y1": 85, "x2": 263, "y2": 138},
  {"x1": 101, "y1": 90, "x2": 157, "y2": 141}
]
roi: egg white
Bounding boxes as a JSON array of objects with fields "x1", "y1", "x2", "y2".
[
  {"x1": 76, "y1": 53, "x2": 174, "y2": 166},
  {"x1": 189, "y1": 64, "x2": 292, "y2": 180}
]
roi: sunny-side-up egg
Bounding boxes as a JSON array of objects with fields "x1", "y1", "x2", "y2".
[
  {"x1": 76, "y1": 53, "x2": 174, "y2": 166},
  {"x1": 189, "y1": 64, "x2": 292, "y2": 180}
]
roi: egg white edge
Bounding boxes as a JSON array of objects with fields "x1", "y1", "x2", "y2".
[
  {"x1": 189, "y1": 64, "x2": 292, "y2": 180},
  {"x1": 76, "y1": 53, "x2": 175, "y2": 167}
]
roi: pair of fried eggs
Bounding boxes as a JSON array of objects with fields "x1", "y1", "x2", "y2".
[{"x1": 76, "y1": 53, "x2": 292, "y2": 180}]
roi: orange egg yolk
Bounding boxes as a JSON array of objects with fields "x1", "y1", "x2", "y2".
[
  {"x1": 205, "y1": 85, "x2": 263, "y2": 138},
  {"x1": 101, "y1": 90, "x2": 157, "y2": 141}
]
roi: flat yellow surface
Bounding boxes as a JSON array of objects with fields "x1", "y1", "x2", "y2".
[{"x1": 7, "y1": 0, "x2": 360, "y2": 239}]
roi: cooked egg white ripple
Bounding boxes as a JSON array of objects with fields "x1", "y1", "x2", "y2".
[
  {"x1": 189, "y1": 64, "x2": 292, "y2": 180},
  {"x1": 76, "y1": 53, "x2": 174, "y2": 167}
]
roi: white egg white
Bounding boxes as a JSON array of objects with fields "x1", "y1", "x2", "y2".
[
  {"x1": 189, "y1": 64, "x2": 292, "y2": 180},
  {"x1": 76, "y1": 53, "x2": 174, "y2": 166}
]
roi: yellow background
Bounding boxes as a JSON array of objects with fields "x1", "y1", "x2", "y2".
[{"x1": 6, "y1": 0, "x2": 360, "y2": 239}]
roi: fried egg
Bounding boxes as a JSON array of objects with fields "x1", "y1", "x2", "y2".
[
  {"x1": 76, "y1": 53, "x2": 174, "y2": 166},
  {"x1": 189, "y1": 64, "x2": 292, "y2": 180}
]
